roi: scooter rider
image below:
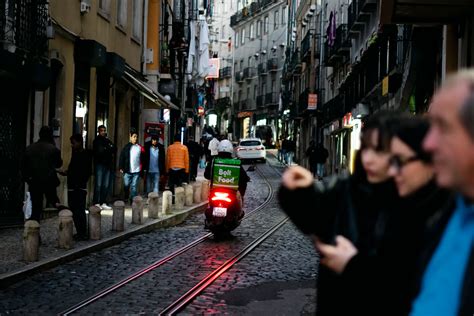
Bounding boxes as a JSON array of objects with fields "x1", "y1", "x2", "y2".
[{"x1": 204, "y1": 139, "x2": 250, "y2": 199}]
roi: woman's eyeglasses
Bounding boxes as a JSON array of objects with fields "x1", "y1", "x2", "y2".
[{"x1": 389, "y1": 155, "x2": 420, "y2": 172}]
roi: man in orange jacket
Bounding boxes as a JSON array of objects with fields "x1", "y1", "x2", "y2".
[{"x1": 166, "y1": 134, "x2": 190, "y2": 200}]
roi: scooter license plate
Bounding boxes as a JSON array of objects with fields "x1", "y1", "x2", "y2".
[{"x1": 212, "y1": 207, "x2": 227, "y2": 217}]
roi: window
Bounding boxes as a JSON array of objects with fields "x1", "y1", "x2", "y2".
[
  {"x1": 240, "y1": 60, "x2": 244, "y2": 70},
  {"x1": 250, "y1": 23, "x2": 254, "y2": 39},
  {"x1": 241, "y1": 28, "x2": 245, "y2": 45},
  {"x1": 254, "y1": 85, "x2": 257, "y2": 98},
  {"x1": 274, "y1": 10, "x2": 279, "y2": 29},
  {"x1": 282, "y1": 6, "x2": 286, "y2": 24},
  {"x1": 248, "y1": 56, "x2": 252, "y2": 67},
  {"x1": 256, "y1": 20, "x2": 262, "y2": 38},
  {"x1": 264, "y1": 16, "x2": 269, "y2": 33},
  {"x1": 117, "y1": 0, "x2": 127, "y2": 29},
  {"x1": 99, "y1": 0, "x2": 111, "y2": 15},
  {"x1": 221, "y1": 25, "x2": 226, "y2": 39},
  {"x1": 132, "y1": 0, "x2": 143, "y2": 40},
  {"x1": 235, "y1": 32, "x2": 239, "y2": 48}
]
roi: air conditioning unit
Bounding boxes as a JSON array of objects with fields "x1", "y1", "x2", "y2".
[{"x1": 80, "y1": 1, "x2": 90, "y2": 14}]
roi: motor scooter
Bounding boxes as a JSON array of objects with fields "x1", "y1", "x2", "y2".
[{"x1": 204, "y1": 158, "x2": 244, "y2": 236}]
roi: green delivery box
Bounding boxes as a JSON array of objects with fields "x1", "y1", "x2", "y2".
[{"x1": 212, "y1": 158, "x2": 241, "y2": 190}]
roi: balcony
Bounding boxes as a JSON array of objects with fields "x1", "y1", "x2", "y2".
[
  {"x1": 324, "y1": 24, "x2": 351, "y2": 66},
  {"x1": 216, "y1": 96, "x2": 231, "y2": 107},
  {"x1": 267, "y1": 58, "x2": 279, "y2": 72},
  {"x1": 348, "y1": 0, "x2": 373, "y2": 35},
  {"x1": 235, "y1": 71, "x2": 244, "y2": 83},
  {"x1": 240, "y1": 99, "x2": 255, "y2": 110},
  {"x1": 265, "y1": 92, "x2": 279, "y2": 105},
  {"x1": 301, "y1": 32, "x2": 312, "y2": 62},
  {"x1": 1, "y1": 0, "x2": 49, "y2": 60},
  {"x1": 243, "y1": 67, "x2": 257, "y2": 80},
  {"x1": 256, "y1": 95, "x2": 264, "y2": 107},
  {"x1": 289, "y1": 52, "x2": 301, "y2": 75},
  {"x1": 230, "y1": 0, "x2": 274, "y2": 28},
  {"x1": 258, "y1": 63, "x2": 268, "y2": 75},
  {"x1": 219, "y1": 66, "x2": 232, "y2": 79}
]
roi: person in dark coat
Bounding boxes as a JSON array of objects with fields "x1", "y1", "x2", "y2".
[
  {"x1": 21, "y1": 126, "x2": 63, "y2": 222},
  {"x1": 305, "y1": 140, "x2": 318, "y2": 177},
  {"x1": 66, "y1": 134, "x2": 92, "y2": 240},
  {"x1": 92, "y1": 125, "x2": 115, "y2": 210},
  {"x1": 278, "y1": 111, "x2": 402, "y2": 316},
  {"x1": 143, "y1": 134, "x2": 165, "y2": 194},
  {"x1": 186, "y1": 135, "x2": 203, "y2": 181},
  {"x1": 315, "y1": 116, "x2": 455, "y2": 315}
]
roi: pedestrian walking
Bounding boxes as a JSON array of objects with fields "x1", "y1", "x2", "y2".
[
  {"x1": 278, "y1": 111, "x2": 402, "y2": 316},
  {"x1": 92, "y1": 125, "x2": 115, "y2": 210},
  {"x1": 166, "y1": 134, "x2": 190, "y2": 200},
  {"x1": 208, "y1": 135, "x2": 219, "y2": 162},
  {"x1": 305, "y1": 141, "x2": 318, "y2": 177},
  {"x1": 21, "y1": 126, "x2": 63, "y2": 222},
  {"x1": 119, "y1": 128, "x2": 144, "y2": 203},
  {"x1": 143, "y1": 134, "x2": 165, "y2": 195},
  {"x1": 186, "y1": 135, "x2": 203, "y2": 181},
  {"x1": 66, "y1": 134, "x2": 92, "y2": 241},
  {"x1": 315, "y1": 142, "x2": 329, "y2": 179}
]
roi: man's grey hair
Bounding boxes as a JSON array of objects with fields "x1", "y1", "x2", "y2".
[{"x1": 444, "y1": 69, "x2": 474, "y2": 141}]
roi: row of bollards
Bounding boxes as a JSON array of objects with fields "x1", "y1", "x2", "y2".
[{"x1": 22, "y1": 180, "x2": 210, "y2": 262}]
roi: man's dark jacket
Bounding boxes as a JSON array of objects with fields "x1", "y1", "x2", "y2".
[
  {"x1": 67, "y1": 149, "x2": 92, "y2": 189},
  {"x1": 93, "y1": 135, "x2": 115, "y2": 167},
  {"x1": 22, "y1": 139, "x2": 62, "y2": 186}
]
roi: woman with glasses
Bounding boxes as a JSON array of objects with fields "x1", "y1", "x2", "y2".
[
  {"x1": 278, "y1": 111, "x2": 402, "y2": 316},
  {"x1": 316, "y1": 116, "x2": 455, "y2": 315}
]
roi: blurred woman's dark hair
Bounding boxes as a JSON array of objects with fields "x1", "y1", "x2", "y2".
[
  {"x1": 392, "y1": 115, "x2": 432, "y2": 163},
  {"x1": 361, "y1": 110, "x2": 409, "y2": 152}
]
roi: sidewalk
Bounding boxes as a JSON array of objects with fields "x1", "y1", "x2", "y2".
[{"x1": 0, "y1": 169, "x2": 208, "y2": 288}]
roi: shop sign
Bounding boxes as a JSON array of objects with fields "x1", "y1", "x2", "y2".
[
  {"x1": 237, "y1": 111, "x2": 253, "y2": 118},
  {"x1": 307, "y1": 94, "x2": 318, "y2": 110},
  {"x1": 187, "y1": 118, "x2": 194, "y2": 127},
  {"x1": 343, "y1": 113, "x2": 353, "y2": 127}
]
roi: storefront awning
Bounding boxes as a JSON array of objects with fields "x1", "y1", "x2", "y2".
[{"x1": 123, "y1": 68, "x2": 179, "y2": 110}]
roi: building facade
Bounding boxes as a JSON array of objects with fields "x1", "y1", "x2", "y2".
[{"x1": 230, "y1": 0, "x2": 288, "y2": 143}]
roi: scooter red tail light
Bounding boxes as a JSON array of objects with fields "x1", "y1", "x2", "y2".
[{"x1": 211, "y1": 191, "x2": 232, "y2": 203}]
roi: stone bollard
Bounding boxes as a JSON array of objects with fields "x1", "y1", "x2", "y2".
[
  {"x1": 201, "y1": 179, "x2": 210, "y2": 202},
  {"x1": 89, "y1": 205, "x2": 102, "y2": 240},
  {"x1": 174, "y1": 187, "x2": 185, "y2": 210},
  {"x1": 184, "y1": 184, "x2": 194, "y2": 206},
  {"x1": 193, "y1": 181, "x2": 202, "y2": 203},
  {"x1": 132, "y1": 196, "x2": 144, "y2": 224},
  {"x1": 58, "y1": 209, "x2": 74, "y2": 249},
  {"x1": 23, "y1": 220, "x2": 40, "y2": 262},
  {"x1": 112, "y1": 200, "x2": 125, "y2": 231},
  {"x1": 148, "y1": 192, "x2": 159, "y2": 219},
  {"x1": 162, "y1": 190, "x2": 172, "y2": 215}
]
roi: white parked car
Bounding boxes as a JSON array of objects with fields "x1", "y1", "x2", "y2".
[{"x1": 236, "y1": 138, "x2": 266, "y2": 163}]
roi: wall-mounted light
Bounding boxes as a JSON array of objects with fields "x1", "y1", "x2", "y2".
[{"x1": 261, "y1": 50, "x2": 267, "y2": 54}]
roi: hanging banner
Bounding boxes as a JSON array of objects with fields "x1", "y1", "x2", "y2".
[{"x1": 207, "y1": 58, "x2": 220, "y2": 79}]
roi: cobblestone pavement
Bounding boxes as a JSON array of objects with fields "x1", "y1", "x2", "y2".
[{"x1": 0, "y1": 156, "x2": 318, "y2": 315}]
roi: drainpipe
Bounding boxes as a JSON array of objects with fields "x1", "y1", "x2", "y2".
[
  {"x1": 318, "y1": 0, "x2": 325, "y2": 143},
  {"x1": 143, "y1": 0, "x2": 149, "y2": 75}
]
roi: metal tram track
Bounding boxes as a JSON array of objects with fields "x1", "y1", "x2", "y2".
[
  {"x1": 59, "y1": 165, "x2": 277, "y2": 316},
  {"x1": 159, "y1": 216, "x2": 289, "y2": 315}
]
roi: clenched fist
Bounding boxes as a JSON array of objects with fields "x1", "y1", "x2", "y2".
[{"x1": 281, "y1": 166, "x2": 314, "y2": 190}]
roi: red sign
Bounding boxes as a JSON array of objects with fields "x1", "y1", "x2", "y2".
[
  {"x1": 144, "y1": 122, "x2": 165, "y2": 144},
  {"x1": 198, "y1": 106, "x2": 205, "y2": 116},
  {"x1": 307, "y1": 94, "x2": 318, "y2": 110}
]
